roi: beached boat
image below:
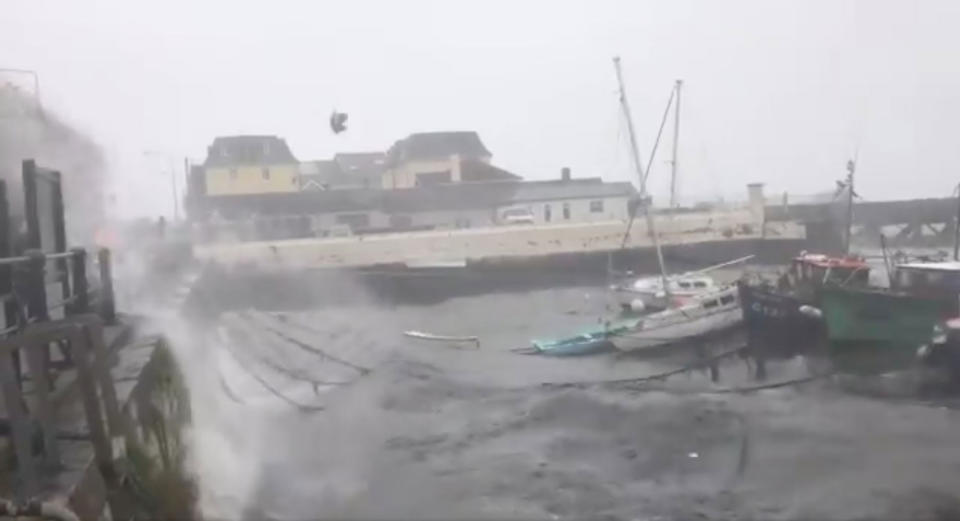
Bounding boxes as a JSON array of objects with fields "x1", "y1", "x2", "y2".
[
  {"x1": 604, "y1": 62, "x2": 744, "y2": 352},
  {"x1": 528, "y1": 323, "x2": 628, "y2": 356},
  {"x1": 820, "y1": 261, "x2": 960, "y2": 345},
  {"x1": 614, "y1": 255, "x2": 753, "y2": 312},
  {"x1": 614, "y1": 273, "x2": 717, "y2": 312},
  {"x1": 610, "y1": 285, "x2": 742, "y2": 352},
  {"x1": 737, "y1": 253, "x2": 871, "y2": 343}
]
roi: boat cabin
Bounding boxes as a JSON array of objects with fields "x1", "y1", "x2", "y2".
[
  {"x1": 892, "y1": 262, "x2": 960, "y2": 297},
  {"x1": 673, "y1": 276, "x2": 714, "y2": 292},
  {"x1": 629, "y1": 274, "x2": 716, "y2": 293},
  {"x1": 786, "y1": 253, "x2": 871, "y2": 288}
]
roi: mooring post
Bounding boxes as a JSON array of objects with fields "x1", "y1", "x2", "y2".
[{"x1": 97, "y1": 249, "x2": 116, "y2": 324}]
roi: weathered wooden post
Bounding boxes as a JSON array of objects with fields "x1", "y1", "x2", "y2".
[
  {"x1": 66, "y1": 325, "x2": 114, "y2": 479},
  {"x1": 24, "y1": 249, "x2": 48, "y2": 322},
  {"x1": 98, "y1": 248, "x2": 116, "y2": 324},
  {"x1": 0, "y1": 339, "x2": 38, "y2": 500},
  {"x1": 22, "y1": 332, "x2": 61, "y2": 469},
  {"x1": 69, "y1": 248, "x2": 88, "y2": 314},
  {"x1": 24, "y1": 249, "x2": 50, "y2": 375}
]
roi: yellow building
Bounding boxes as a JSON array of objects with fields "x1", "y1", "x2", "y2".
[{"x1": 202, "y1": 135, "x2": 299, "y2": 196}]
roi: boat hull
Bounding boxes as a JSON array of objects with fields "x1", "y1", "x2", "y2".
[
  {"x1": 819, "y1": 287, "x2": 958, "y2": 345},
  {"x1": 610, "y1": 287, "x2": 743, "y2": 352},
  {"x1": 736, "y1": 281, "x2": 823, "y2": 343},
  {"x1": 532, "y1": 320, "x2": 637, "y2": 356},
  {"x1": 532, "y1": 338, "x2": 613, "y2": 356}
]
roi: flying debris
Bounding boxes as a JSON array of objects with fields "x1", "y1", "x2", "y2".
[{"x1": 329, "y1": 110, "x2": 348, "y2": 134}]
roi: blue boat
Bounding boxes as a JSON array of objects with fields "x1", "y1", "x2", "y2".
[{"x1": 528, "y1": 318, "x2": 639, "y2": 356}]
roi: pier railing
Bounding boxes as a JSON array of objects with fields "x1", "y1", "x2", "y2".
[{"x1": 0, "y1": 247, "x2": 120, "y2": 501}]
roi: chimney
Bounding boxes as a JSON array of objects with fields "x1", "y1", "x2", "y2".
[{"x1": 561, "y1": 167, "x2": 571, "y2": 182}]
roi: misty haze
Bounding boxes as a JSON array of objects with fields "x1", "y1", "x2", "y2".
[{"x1": 1, "y1": 1, "x2": 960, "y2": 520}]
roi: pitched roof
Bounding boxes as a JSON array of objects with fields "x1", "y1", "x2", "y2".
[
  {"x1": 203, "y1": 135, "x2": 298, "y2": 167},
  {"x1": 386, "y1": 131, "x2": 491, "y2": 166}
]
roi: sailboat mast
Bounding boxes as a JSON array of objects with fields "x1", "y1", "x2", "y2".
[
  {"x1": 614, "y1": 57, "x2": 647, "y2": 195},
  {"x1": 613, "y1": 56, "x2": 671, "y2": 298},
  {"x1": 669, "y1": 79, "x2": 682, "y2": 208},
  {"x1": 843, "y1": 159, "x2": 855, "y2": 254}
]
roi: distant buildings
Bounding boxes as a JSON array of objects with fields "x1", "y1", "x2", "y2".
[
  {"x1": 299, "y1": 152, "x2": 387, "y2": 191},
  {"x1": 187, "y1": 130, "x2": 636, "y2": 240},
  {"x1": 383, "y1": 131, "x2": 518, "y2": 188},
  {"x1": 202, "y1": 135, "x2": 299, "y2": 196}
]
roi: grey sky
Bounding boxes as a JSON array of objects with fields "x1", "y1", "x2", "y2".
[{"x1": 2, "y1": 0, "x2": 958, "y2": 218}]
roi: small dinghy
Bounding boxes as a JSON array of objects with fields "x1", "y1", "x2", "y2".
[
  {"x1": 522, "y1": 320, "x2": 637, "y2": 356},
  {"x1": 404, "y1": 330, "x2": 480, "y2": 349}
]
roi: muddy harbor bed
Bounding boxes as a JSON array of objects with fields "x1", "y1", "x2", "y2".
[{"x1": 175, "y1": 278, "x2": 960, "y2": 521}]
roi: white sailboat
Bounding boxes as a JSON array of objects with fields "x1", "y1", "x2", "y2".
[
  {"x1": 613, "y1": 255, "x2": 753, "y2": 312},
  {"x1": 608, "y1": 58, "x2": 743, "y2": 351},
  {"x1": 610, "y1": 286, "x2": 743, "y2": 352}
]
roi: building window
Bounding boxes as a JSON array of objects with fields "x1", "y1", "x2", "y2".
[
  {"x1": 229, "y1": 167, "x2": 238, "y2": 180},
  {"x1": 562, "y1": 202, "x2": 571, "y2": 220},
  {"x1": 590, "y1": 200, "x2": 604, "y2": 213},
  {"x1": 544, "y1": 204, "x2": 551, "y2": 222},
  {"x1": 262, "y1": 167, "x2": 270, "y2": 180}
]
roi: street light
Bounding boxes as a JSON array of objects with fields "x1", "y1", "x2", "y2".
[{"x1": 143, "y1": 150, "x2": 182, "y2": 221}]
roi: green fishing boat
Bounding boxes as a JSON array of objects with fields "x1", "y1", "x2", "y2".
[{"x1": 820, "y1": 261, "x2": 960, "y2": 345}]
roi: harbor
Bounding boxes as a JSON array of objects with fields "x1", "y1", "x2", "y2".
[
  {"x1": 179, "y1": 271, "x2": 960, "y2": 520},
  {"x1": 5, "y1": 1, "x2": 960, "y2": 518}
]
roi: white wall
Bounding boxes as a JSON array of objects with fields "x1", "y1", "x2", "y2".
[
  {"x1": 196, "y1": 208, "x2": 807, "y2": 269},
  {"x1": 201, "y1": 195, "x2": 630, "y2": 242},
  {"x1": 407, "y1": 208, "x2": 495, "y2": 229},
  {"x1": 501, "y1": 196, "x2": 630, "y2": 225}
]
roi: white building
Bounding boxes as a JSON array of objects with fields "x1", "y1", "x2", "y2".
[{"x1": 198, "y1": 176, "x2": 636, "y2": 241}]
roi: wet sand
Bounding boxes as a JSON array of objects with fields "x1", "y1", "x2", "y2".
[{"x1": 174, "y1": 280, "x2": 960, "y2": 521}]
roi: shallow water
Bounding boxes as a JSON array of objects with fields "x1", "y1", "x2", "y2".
[{"x1": 171, "y1": 275, "x2": 960, "y2": 521}]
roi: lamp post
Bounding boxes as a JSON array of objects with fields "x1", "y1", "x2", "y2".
[{"x1": 143, "y1": 150, "x2": 181, "y2": 221}]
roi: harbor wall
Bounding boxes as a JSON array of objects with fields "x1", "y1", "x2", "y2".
[
  {"x1": 186, "y1": 236, "x2": 807, "y2": 311},
  {"x1": 194, "y1": 208, "x2": 807, "y2": 271}
]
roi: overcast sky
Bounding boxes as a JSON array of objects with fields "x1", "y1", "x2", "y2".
[{"x1": 2, "y1": 0, "x2": 958, "y2": 217}]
